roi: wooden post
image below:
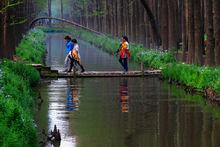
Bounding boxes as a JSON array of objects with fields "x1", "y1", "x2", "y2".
[
  {"x1": 141, "y1": 62, "x2": 144, "y2": 75},
  {"x1": 73, "y1": 68, "x2": 76, "y2": 77}
]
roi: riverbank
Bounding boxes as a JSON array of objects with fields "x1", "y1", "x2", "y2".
[
  {"x1": 16, "y1": 28, "x2": 46, "y2": 64},
  {"x1": 0, "y1": 28, "x2": 45, "y2": 146},
  {"x1": 40, "y1": 26, "x2": 220, "y2": 100}
]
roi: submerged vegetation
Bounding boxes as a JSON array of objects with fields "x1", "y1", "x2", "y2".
[{"x1": 0, "y1": 28, "x2": 44, "y2": 146}]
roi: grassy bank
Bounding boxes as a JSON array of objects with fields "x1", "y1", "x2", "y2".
[
  {"x1": 41, "y1": 26, "x2": 220, "y2": 93},
  {"x1": 0, "y1": 28, "x2": 45, "y2": 146},
  {"x1": 16, "y1": 28, "x2": 46, "y2": 64}
]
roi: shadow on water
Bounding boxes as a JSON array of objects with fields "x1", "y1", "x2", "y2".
[{"x1": 36, "y1": 33, "x2": 220, "y2": 147}]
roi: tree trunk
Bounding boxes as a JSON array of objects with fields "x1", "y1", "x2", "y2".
[
  {"x1": 107, "y1": 0, "x2": 111, "y2": 34},
  {"x1": 182, "y1": 0, "x2": 188, "y2": 62},
  {"x1": 140, "y1": 0, "x2": 161, "y2": 47},
  {"x1": 3, "y1": 11, "x2": 8, "y2": 57},
  {"x1": 132, "y1": 1, "x2": 137, "y2": 42},
  {"x1": 60, "y1": 0, "x2": 63, "y2": 19},
  {"x1": 102, "y1": 0, "x2": 107, "y2": 33},
  {"x1": 213, "y1": 0, "x2": 220, "y2": 65},
  {"x1": 161, "y1": 0, "x2": 168, "y2": 50},
  {"x1": 48, "y1": 0, "x2": 52, "y2": 26},
  {"x1": 205, "y1": 0, "x2": 215, "y2": 66},
  {"x1": 168, "y1": 0, "x2": 178, "y2": 50},
  {"x1": 139, "y1": 1, "x2": 146, "y2": 45},
  {"x1": 194, "y1": 0, "x2": 203, "y2": 65},
  {"x1": 187, "y1": 0, "x2": 195, "y2": 63}
]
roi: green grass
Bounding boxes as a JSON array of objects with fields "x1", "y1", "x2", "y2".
[
  {"x1": 162, "y1": 63, "x2": 220, "y2": 91},
  {"x1": 16, "y1": 28, "x2": 46, "y2": 64},
  {"x1": 0, "y1": 28, "x2": 45, "y2": 146},
  {"x1": 0, "y1": 60, "x2": 40, "y2": 147}
]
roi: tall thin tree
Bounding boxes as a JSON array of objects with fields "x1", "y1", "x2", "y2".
[
  {"x1": 187, "y1": 0, "x2": 195, "y2": 63},
  {"x1": 204, "y1": 0, "x2": 215, "y2": 66},
  {"x1": 194, "y1": 0, "x2": 203, "y2": 65},
  {"x1": 213, "y1": 0, "x2": 220, "y2": 65},
  {"x1": 48, "y1": 0, "x2": 51, "y2": 26}
]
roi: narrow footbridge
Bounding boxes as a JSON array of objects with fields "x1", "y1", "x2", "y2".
[{"x1": 32, "y1": 64, "x2": 161, "y2": 78}]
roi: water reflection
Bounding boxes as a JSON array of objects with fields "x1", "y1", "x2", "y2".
[
  {"x1": 45, "y1": 79, "x2": 77, "y2": 147},
  {"x1": 119, "y1": 78, "x2": 129, "y2": 113},
  {"x1": 66, "y1": 79, "x2": 80, "y2": 112}
]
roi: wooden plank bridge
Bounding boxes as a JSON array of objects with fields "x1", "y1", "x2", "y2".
[{"x1": 31, "y1": 64, "x2": 161, "y2": 78}]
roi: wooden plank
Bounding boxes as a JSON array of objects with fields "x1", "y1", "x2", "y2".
[
  {"x1": 53, "y1": 70, "x2": 162, "y2": 78},
  {"x1": 31, "y1": 64, "x2": 162, "y2": 78}
]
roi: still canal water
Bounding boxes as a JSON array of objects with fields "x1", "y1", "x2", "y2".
[{"x1": 36, "y1": 33, "x2": 220, "y2": 147}]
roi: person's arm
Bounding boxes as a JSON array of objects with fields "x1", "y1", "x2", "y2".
[
  {"x1": 68, "y1": 51, "x2": 72, "y2": 57},
  {"x1": 67, "y1": 42, "x2": 73, "y2": 53},
  {"x1": 114, "y1": 44, "x2": 122, "y2": 55}
]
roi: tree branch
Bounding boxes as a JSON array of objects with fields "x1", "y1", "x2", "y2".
[
  {"x1": 0, "y1": 1, "x2": 23, "y2": 14},
  {"x1": 10, "y1": 18, "x2": 27, "y2": 26}
]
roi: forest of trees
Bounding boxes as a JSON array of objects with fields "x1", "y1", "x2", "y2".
[
  {"x1": 1, "y1": 0, "x2": 220, "y2": 67},
  {"x1": 67, "y1": 0, "x2": 220, "y2": 66},
  {"x1": 0, "y1": 0, "x2": 46, "y2": 58}
]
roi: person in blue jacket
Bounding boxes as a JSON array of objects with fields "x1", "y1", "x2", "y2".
[{"x1": 64, "y1": 35, "x2": 74, "y2": 72}]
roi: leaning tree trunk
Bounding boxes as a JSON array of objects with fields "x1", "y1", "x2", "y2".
[
  {"x1": 205, "y1": 0, "x2": 215, "y2": 66},
  {"x1": 213, "y1": 0, "x2": 220, "y2": 66},
  {"x1": 140, "y1": 0, "x2": 161, "y2": 47},
  {"x1": 194, "y1": 0, "x2": 203, "y2": 65}
]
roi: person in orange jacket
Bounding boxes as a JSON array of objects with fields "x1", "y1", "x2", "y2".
[
  {"x1": 116, "y1": 36, "x2": 131, "y2": 73},
  {"x1": 68, "y1": 39, "x2": 85, "y2": 73}
]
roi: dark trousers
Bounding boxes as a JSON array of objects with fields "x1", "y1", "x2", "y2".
[
  {"x1": 69, "y1": 57, "x2": 85, "y2": 72},
  {"x1": 119, "y1": 58, "x2": 128, "y2": 71}
]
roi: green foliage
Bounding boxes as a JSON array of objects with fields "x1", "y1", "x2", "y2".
[
  {"x1": 0, "y1": 60, "x2": 39, "y2": 147},
  {"x1": 137, "y1": 49, "x2": 176, "y2": 69},
  {"x1": 162, "y1": 63, "x2": 220, "y2": 90},
  {"x1": 16, "y1": 28, "x2": 46, "y2": 64},
  {"x1": 2, "y1": 61, "x2": 40, "y2": 86}
]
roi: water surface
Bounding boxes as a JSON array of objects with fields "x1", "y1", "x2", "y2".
[{"x1": 36, "y1": 33, "x2": 220, "y2": 147}]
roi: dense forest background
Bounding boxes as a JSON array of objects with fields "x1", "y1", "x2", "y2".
[{"x1": 1, "y1": 0, "x2": 220, "y2": 66}]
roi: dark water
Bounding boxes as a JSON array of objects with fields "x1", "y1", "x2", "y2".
[{"x1": 36, "y1": 33, "x2": 220, "y2": 147}]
